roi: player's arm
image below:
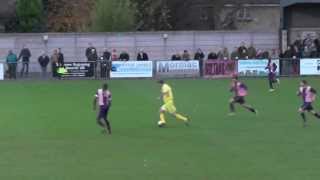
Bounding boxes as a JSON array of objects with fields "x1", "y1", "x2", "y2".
[
  {"x1": 93, "y1": 95, "x2": 98, "y2": 110},
  {"x1": 108, "y1": 94, "x2": 112, "y2": 106}
]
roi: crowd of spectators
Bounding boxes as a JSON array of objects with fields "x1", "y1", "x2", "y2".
[
  {"x1": 5, "y1": 37, "x2": 320, "y2": 79},
  {"x1": 281, "y1": 34, "x2": 320, "y2": 59},
  {"x1": 171, "y1": 42, "x2": 277, "y2": 61}
]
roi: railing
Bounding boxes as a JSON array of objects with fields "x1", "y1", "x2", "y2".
[{"x1": 1, "y1": 58, "x2": 319, "y2": 80}]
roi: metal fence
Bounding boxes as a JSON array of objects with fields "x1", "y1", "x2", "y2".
[
  {"x1": 0, "y1": 31, "x2": 278, "y2": 62},
  {"x1": 1, "y1": 58, "x2": 317, "y2": 81}
]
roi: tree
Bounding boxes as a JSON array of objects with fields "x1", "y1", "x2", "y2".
[
  {"x1": 46, "y1": 0, "x2": 94, "y2": 32},
  {"x1": 16, "y1": 0, "x2": 44, "y2": 32},
  {"x1": 134, "y1": 0, "x2": 172, "y2": 31},
  {"x1": 91, "y1": 0, "x2": 136, "y2": 32}
]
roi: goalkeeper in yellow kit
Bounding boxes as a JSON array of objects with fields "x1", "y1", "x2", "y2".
[{"x1": 158, "y1": 80, "x2": 189, "y2": 127}]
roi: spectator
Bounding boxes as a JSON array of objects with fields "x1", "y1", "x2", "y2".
[
  {"x1": 88, "y1": 48, "x2": 98, "y2": 62},
  {"x1": 303, "y1": 34, "x2": 313, "y2": 49},
  {"x1": 247, "y1": 44, "x2": 257, "y2": 59},
  {"x1": 314, "y1": 39, "x2": 320, "y2": 56},
  {"x1": 194, "y1": 48, "x2": 205, "y2": 60},
  {"x1": 310, "y1": 43, "x2": 318, "y2": 58},
  {"x1": 6, "y1": 50, "x2": 18, "y2": 79},
  {"x1": 182, "y1": 50, "x2": 191, "y2": 60},
  {"x1": 282, "y1": 46, "x2": 294, "y2": 58},
  {"x1": 217, "y1": 47, "x2": 224, "y2": 60},
  {"x1": 293, "y1": 45, "x2": 301, "y2": 59},
  {"x1": 85, "y1": 43, "x2": 97, "y2": 61},
  {"x1": 208, "y1": 51, "x2": 218, "y2": 60},
  {"x1": 137, "y1": 50, "x2": 149, "y2": 61},
  {"x1": 238, "y1": 42, "x2": 248, "y2": 59},
  {"x1": 119, "y1": 51, "x2": 130, "y2": 61},
  {"x1": 111, "y1": 49, "x2": 118, "y2": 61},
  {"x1": 58, "y1": 48, "x2": 64, "y2": 67},
  {"x1": 293, "y1": 35, "x2": 304, "y2": 53},
  {"x1": 231, "y1": 47, "x2": 239, "y2": 60},
  {"x1": 256, "y1": 49, "x2": 264, "y2": 59},
  {"x1": 102, "y1": 48, "x2": 111, "y2": 60},
  {"x1": 51, "y1": 49, "x2": 59, "y2": 78},
  {"x1": 222, "y1": 47, "x2": 230, "y2": 60},
  {"x1": 302, "y1": 46, "x2": 311, "y2": 58},
  {"x1": 18, "y1": 45, "x2": 31, "y2": 77},
  {"x1": 270, "y1": 49, "x2": 278, "y2": 59},
  {"x1": 38, "y1": 51, "x2": 50, "y2": 77},
  {"x1": 171, "y1": 52, "x2": 181, "y2": 60}
]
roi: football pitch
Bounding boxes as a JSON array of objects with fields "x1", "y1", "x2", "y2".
[{"x1": 1, "y1": 77, "x2": 320, "y2": 180}]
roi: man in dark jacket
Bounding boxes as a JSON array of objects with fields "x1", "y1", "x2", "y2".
[
  {"x1": 137, "y1": 50, "x2": 149, "y2": 61},
  {"x1": 38, "y1": 51, "x2": 50, "y2": 78},
  {"x1": 58, "y1": 48, "x2": 64, "y2": 67},
  {"x1": 86, "y1": 43, "x2": 97, "y2": 61},
  {"x1": 194, "y1": 48, "x2": 205, "y2": 61},
  {"x1": 18, "y1": 45, "x2": 31, "y2": 77},
  {"x1": 119, "y1": 51, "x2": 130, "y2": 61},
  {"x1": 101, "y1": 48, "x2": 112, "y2": 79}
]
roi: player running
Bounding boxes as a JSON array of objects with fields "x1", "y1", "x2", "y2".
[
  {"x1": 93, "y1": 83, "x2": 112, "y2": 134},
  {"x1": 158, "y1": 80, "x2": 189, "y2": 127},
  {"x1": 229, "y1": 75, "x2": 258, "y2": 116},
  {"x1": 297, "y1": 80, "x2": 320, "y2": 127},
  {"x1": 265, "y1": 59, "x2": 280, "y2": 92}
]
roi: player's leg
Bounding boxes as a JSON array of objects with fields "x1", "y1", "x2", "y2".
[
  {"x1": 97, "y1": 107, "x2": 109, "y2": 134},
  {"x1": 241, "y1": 104, "x2": 257, "y2": 114},
  {"x1": 104, "y1": 106, "x2": 112, "y2": 134},
  {"x1": 159, "y1": 105, "x2": 167, "y2": 127},
  {"x1": 310, "y1": 110, "x2": 320, "y2": 119},
  {"x1": 268, "y1": 74, "x2": 274, "y2": 91},
  {"x1": 299, "y1": 107, "x2": 307, "y2": 127},
  {"x1": 239, "y1": 98, "x2": 257, "y2": 114},
  {"x1": 229, "y1": 97, "x2": 236, "y2": 115}
]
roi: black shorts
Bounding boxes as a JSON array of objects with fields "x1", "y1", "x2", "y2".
[
  {"x1": 301, "y1": 102, "x2": 313, "y2": 112},
  {"x1": 233, "y1": 96, "x2": 245, "y2": 104}
]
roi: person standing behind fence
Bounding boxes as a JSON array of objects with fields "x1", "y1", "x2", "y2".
[
  {"x1": 18, "y1": 45, "x2": 31, "y2": 78},
  {"x1": 137, "y1": 50, "x2": 149, "y2": 61},
  {"x1": 182, "y1": 50, "x2": 191, "y2": 60},
  {"x1": 86, "y1": 43, "x2": 97, "y2": 61},
  {"x1": 6, "y1": 50, "x2": 18, "y2": 79},
  {"x1": 38, "y1": 52, "x2": 50, "y2": 78},
  {"x1": 51, "y1": 49, "x2": 59, "y2": 78},
  {"x1": 194, "y1": 48, "x2": 205, "y2": 76},
  {"x1": 111, "y1": 49, "x2": 118, "y2": 61},
  {"x1": 58, "y1": 48, "x2": 64, "y2": 67},
  {"x1": 102, "y1": 48, "x2": 112, "y2": 79}
]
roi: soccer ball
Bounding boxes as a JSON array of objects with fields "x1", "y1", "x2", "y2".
[{"x1": 158, "y1": 121, "x2": 166, "y2": 127}]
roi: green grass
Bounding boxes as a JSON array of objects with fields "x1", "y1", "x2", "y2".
[{"x1": 1, "y1": 78, "x2": 320, "y2": 180}]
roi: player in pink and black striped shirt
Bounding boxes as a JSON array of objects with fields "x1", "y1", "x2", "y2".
[
  {"x1": 297, "y1": 80, "x2": 320, "y2": 127},
  {"x1": 93, "y1": 83, "x2": 112, "y2": 134},
  {"x1": 229, "y1": 75, "x2": 257, "y2": 116}
]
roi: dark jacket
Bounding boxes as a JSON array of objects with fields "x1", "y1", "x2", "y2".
[
  {"x1": 38, "y1": 55, "x2": 50, "y2": 67},
  {"x1": 19, "y1": 48, "x2": 31, "y2": 62},
  {"x1": 208, "y1": 52, "x2": 218, "y2": 60},
  {"x1": 58, "y1": 52, "x2": 64, "y2": 66},
  {"x1": 137, "y1": 52, "x2": 149, "y2": 61},
  {"x1": 103, "y1": 51, "x2": 111, "y2": 60},
  {"x1": 194, "y1": 52, "x2": 205, "y2": 60},
  {"x1": 86, "y1": 47, "x2": 97, "y2": 60},
  {"x1": 119, "y1": 52, "x2": 130, "y2": 61}
]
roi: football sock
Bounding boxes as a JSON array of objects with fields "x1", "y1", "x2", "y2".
[
  {"x1": 269, "y1": 79, "x2": 274, "y2": 89},
  {"x1": 245, "y1": 107, "x2": 256, "y2": 113},
  {"x1": 105, "y1": 119, "x2": 112, "y2": 134},
  {"x1": 160, "y1": 112, "x2": 166, "y2": 124},
  {"x1": 175, "y1": 113, "x2": 188, "y2": 122},
  {"x1": 229, "y1": 103, "x2": 235, "y2": 112},
  {"x1": 301, "y1": 113, "x2": 306, "y2": 123},
  {"x1": 313, "y1": 113, "x2": 320, "y2": 119}
]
